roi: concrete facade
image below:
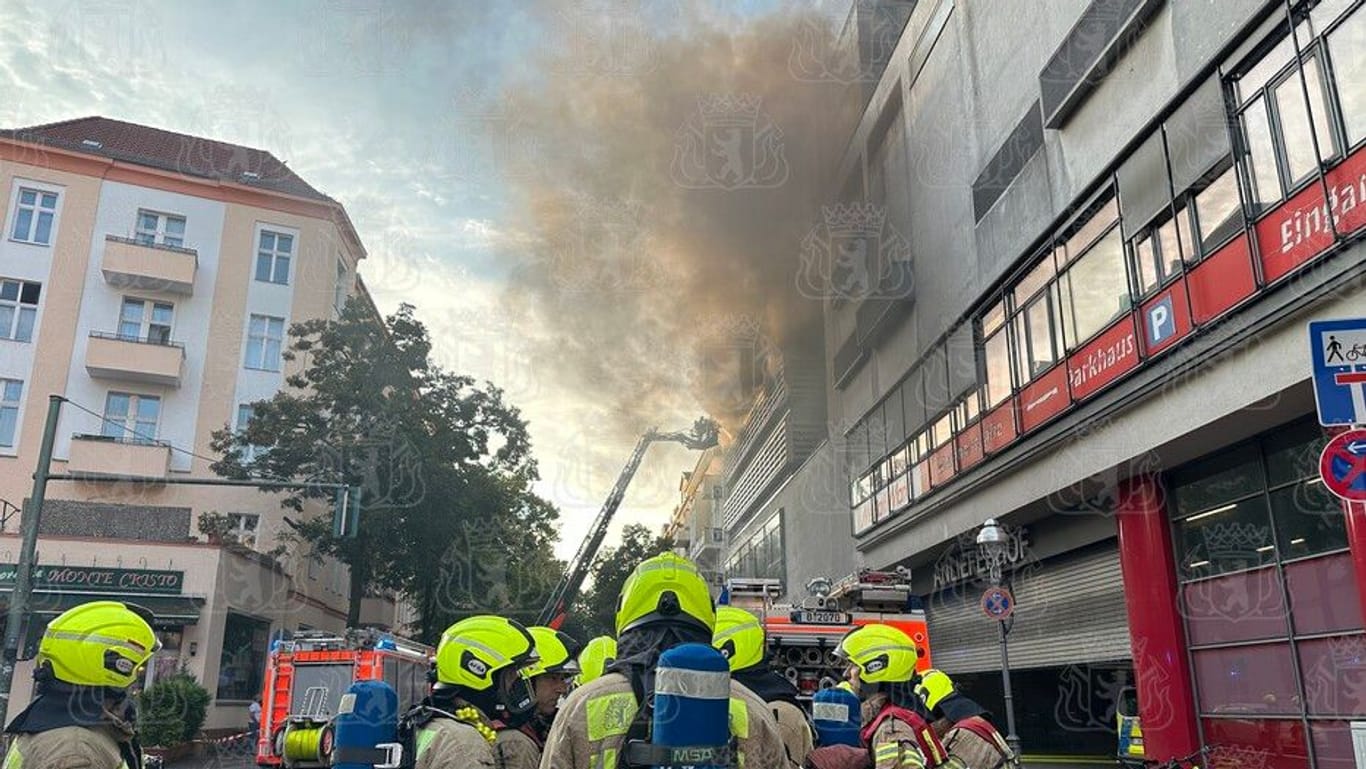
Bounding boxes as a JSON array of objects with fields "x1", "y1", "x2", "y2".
[{"x1": 826, "y1": 0, "x2": 1366, "y2": 763}]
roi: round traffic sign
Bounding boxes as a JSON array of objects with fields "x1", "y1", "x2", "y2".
[
  {"x1": 980, "y1": 586, "x2": 1014, "y2": 620},
  {"x1": 1320, "y1": 429, "x2": 1366, "y2": 502}
]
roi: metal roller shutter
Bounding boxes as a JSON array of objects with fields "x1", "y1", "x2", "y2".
[{"x1": 925, "y1": 543, "x2": 1131, "y2": 674}]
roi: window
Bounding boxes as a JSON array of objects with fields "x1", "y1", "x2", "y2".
[
  {"x1": 100, "y1": 392, "x2": 161, "y2": 443},
  {"x1": 333, "y1": 259, "x2": 348, "y2": 315},
  {"x1": 135, "y1": 210, "x2": 186, "y2": 248},
  {"x1": 245, "y1": 314, "x2": 285, "y2": 371},
  {"x1": 1327, "y1": 5, "x2": 1366, "y2": 146},
  {"x1": 980, "y1": 301, "x2": 1012, "y2": 408},
  {"x1": 10, "y1": 188, "x2": 57, "y2": 245},
  {"x1": 1191, "y1": 164, "x2": 1244, "y2": 255},
  {"x1": 1060, "y1": 226, "x2": 1128, "y2": 346},
  {"x1": 1232, "y1": 5, "x2": 1361, "y2": 211},
  {"x1": 0, "y1": 379, "x2": 21, "y2": 448},
  {"x1": 217, "y1": 613, "x2": 270, "y2": 700},
  {"x1": 1011, "y1": 252, "x2": 1066, "y2": 384},
  {"x1": 118, "y1": 297, "x2": 174, "y2": 344},
  {"x1": 255, "y1": 230, "x2": 293, "y2": 285},
  {"x1": 1130, "y1": 210, "x2": 1187, "y2": 297},
  {"x1": 0, "y1": 279, "x2": 40, "y2": 343},
  {"x1": 227, "y1": 513, "x2": 260, "y2": 549},
  {"x1": 236, "y1": 404, "x2": 264, "y2": 463}
]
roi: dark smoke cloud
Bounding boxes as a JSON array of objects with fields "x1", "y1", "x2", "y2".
[{"x1": 494, "y1": 1, "x2": 859, "y2": 438}]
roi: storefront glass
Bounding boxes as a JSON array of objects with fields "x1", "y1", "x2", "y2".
[
  {"x1": 1171, "y1": 418, "x2": 1364, "y2": 766},
  {"x1": 217, "y1": 613, "x2": 271, "y2": 701}
]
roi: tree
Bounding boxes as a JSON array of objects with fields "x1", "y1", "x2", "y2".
[
  {"x1": 567, "y1": 523, "x2": 675, "y2": 640},
  {"x1": 211, "y1": 300, "x2": 560, "y2": 632}
]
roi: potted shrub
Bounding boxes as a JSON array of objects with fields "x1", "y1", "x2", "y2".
[{"x1": 138, "y1": 671, "x2": 210, "y2": 762}]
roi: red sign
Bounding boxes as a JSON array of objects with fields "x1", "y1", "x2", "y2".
[
  {"x1": 1257, "y1": 144, "x2": 1366, "y2": 283},
  {"x1": 981, "y1": 586, "x2": 1015, "y2": 620},
  {"x1": 887, "y1": 473, "x2": 910, "y2": 512},
  {"x1": 1019, "y1": 363, "x2": 1070, "y2": 432},
  {"x1": 1068, "y1": 317, "x2": 1140, "y2": 401},
  {"x1": 955, "y1": 422, "x2": 985, "y2": 471},
  {"x1": 1189, "y1": 234, "x2": 1255, "y2": 325},
  {"x1": 981, "y1": 400, "x2": 1018, "y2": 454},
  {"x1": 1320, "y1": 429, "x2": 1366, "y2": 502},
  {"x1": 928, "y1": 443, "x2": 956, "y2": 489}
]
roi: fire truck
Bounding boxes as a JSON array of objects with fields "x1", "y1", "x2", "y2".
[
  {"x1": 255, "y1": 628, "x2": 433, "y2": 767},
  {"x1": 724, "y1": 570, "x2": 932, "y2": 700}
]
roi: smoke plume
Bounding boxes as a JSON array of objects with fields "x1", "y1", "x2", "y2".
[{"x1": 495, "y1": 1, "x2": 860, "y2": 437}]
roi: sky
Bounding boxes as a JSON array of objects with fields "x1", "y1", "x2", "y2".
[{"x1": 0, "y1": 0, "x2": 856, "y2": 562}]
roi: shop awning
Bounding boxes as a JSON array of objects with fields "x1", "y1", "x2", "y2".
[{"x1": 0, "y1": 591, "x2": 204, "y2": 626}]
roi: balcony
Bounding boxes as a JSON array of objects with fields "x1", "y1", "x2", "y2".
[
  {"x1": 101, "y1": 235, "x2": 198, "y2": 295},
  {"x1": 86, "y1": 332, "x2": 185, "y2": 387},
  {"x1": 67, "y1": 434, "x2": 171, "y2": 479}
]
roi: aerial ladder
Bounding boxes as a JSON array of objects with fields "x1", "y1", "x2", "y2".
[{"x1": 538, "y1": 417, "x2": 720, "y2": 627}]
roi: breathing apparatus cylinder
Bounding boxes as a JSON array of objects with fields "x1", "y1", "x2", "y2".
[
  {"x1": 330, "y1": 680, "x2": 401, "y2": 769},
  {"x1": 811, "y1": 687, "x2": 863, "y2": 748},
  {"x1": 649, "y1": 643, "x2": 731, "y2": 769}
]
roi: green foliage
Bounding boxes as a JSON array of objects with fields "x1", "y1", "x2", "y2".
[
  {"x1": 210, "y1": 299, "x2": 563, "y2": 632},
  {"x1": 567, "y1": 523, "x2": 675, "y2": 639},
  {"x1": 137, "y1": 672, "x2": 210, "y2": 748}
]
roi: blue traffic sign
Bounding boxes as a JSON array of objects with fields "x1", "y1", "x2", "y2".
[
  {"x1": 1309, "y1": 318, "x2": 1366, "y2": 427},
  {"x1": 980, "y1": 586, "x2": 1014, "y2": 620}
]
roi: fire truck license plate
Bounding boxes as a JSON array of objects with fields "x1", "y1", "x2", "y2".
[{"x1": 793, "y1": 610, "x2": 851, "y2": 625}]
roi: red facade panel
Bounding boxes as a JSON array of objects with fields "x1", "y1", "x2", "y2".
[
  {"x1": 981, "y1": 400, "x2": 1018, "y2": 454},
  {"x1": 1067, "y1": 316, "x2": 1140, "y2": 401},
  {"x1": 1188, "y1": 234, "x2": 1256, "y2": 325},
  {"x1": 954, "y1": 421, "x2": 984, "y2": 471},
  {"x1": 1018, "y1": 363, "x2": 1070, "y2": 433}
]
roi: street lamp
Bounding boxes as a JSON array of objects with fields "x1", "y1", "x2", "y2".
[{"x1": 977, "y1": 518, "x2": 1022, "y2": 756}]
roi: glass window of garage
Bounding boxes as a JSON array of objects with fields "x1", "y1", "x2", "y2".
[
  {"x1": 1057, "y1": 195, "x2": 1127, "y2": 348},
  {"x1": 978, "y1": 298, "x2": 1012, "y2": 409},
  {"x1": 1008, "y1": 249, "x2": 1066, "y2": 385},
  {"x1": 1229, "y1": 2, "x2": 1362, "y2": 213}
]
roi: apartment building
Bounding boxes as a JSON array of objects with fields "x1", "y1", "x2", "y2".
[
  {"x1": 826, "y1": 0, "x2": 1366, "y2": 764},
  {"x1": 0, "y1": 117, "x2": 396, "y2": 729}
]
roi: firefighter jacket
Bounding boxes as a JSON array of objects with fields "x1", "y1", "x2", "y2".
[
  {"x1": 415, "y1": 716, "x2": 497, "y2": 769},
  {"x1": 770, "y1": 699, "x2": 815, "y2": 766},
  {"x1": 538, "y1": 671, "x2": 790, "y2": 769},
  {"x1": 859, "y1": 695, "x2": 938, "y2": 769},
  {"x1": 495, "y1": 724, "x2": 544, "y2": 769},
  {"x1": 3, "y1": 724, "x2": 132, "y2": 769},
  {"x1": 934, "y1": 717, "x2": 1019, "y2": 769}
]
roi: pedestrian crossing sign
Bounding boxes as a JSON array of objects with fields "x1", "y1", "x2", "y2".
[{"x1": 1309, "y1": 318, "x2": 1366, "y2": 427}]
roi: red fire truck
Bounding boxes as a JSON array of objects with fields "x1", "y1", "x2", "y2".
[
  {"x1": 724, "y1": 570, "x2": 932, "y2": 699},
  {"x1": 256, "y1": 629, "x2": 432, "y2": 767}
]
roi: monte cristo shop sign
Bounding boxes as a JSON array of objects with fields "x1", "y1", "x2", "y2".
[{"x1": 0, "y1": 564, "x2": 183, "y2": 595}]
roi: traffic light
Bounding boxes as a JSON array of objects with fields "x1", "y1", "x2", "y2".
[{"x1": 333, "y1": 485, "x2": 361, "y2": 538}]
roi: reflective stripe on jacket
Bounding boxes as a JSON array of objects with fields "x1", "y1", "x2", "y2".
[{"x1": 538, "y1": 672, "x2": 790, "y2": 769}]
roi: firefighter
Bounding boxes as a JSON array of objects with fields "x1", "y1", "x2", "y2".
[
  {"x1": 713, "y1": 605, "x2": 814, "y2": 765},
  {"x1": 3, "y1": 600, "x2": 160, "y2": 769},
  {"x1": 835, "y1": 624, "x2": 940, "y2": 769},
  {"x1": 572, "y1": 635, "x2": 616, "y2": 688},
  {"x1": 540, "y1": 552, "x2": 788, "y2": 768},
  {"x1": 493, "y1": 627, "x2": 580, "y2": 769},
  {"x1": 409, "y1": 615, "x2": 539, "y2": 769},
  {"x1": 915, "y1": 670, "x2": 1019, "y2": 769}
]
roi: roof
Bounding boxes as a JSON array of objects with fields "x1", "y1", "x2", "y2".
[{"x1": 0, "y1": 116, "x2": 330, "y2": 201}]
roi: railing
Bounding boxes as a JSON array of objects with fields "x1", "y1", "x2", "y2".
[
  {"x1": 105, "y1": 233, "x2": 199, "y2": 262},
  {"x1": 89, "y1": 330, "x2": 185, "y2": 349},
  {"x1": 71, "y1": 432, "x2": 171, "y2": 448}
]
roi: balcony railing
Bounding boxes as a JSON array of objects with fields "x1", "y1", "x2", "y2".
[
  {"x1": 68, "y1": 433, "x2": 171, "y2": 479},
  {"x1": 86, "y1": 331, "x2": 185, "y2": 387},
  {"x1": 101, "y1": 234, "x2": 198, "y2": 295}
]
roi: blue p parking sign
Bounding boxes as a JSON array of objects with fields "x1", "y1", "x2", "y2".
[{"x1": 1309, "y1": 319, "x2": 1366, "y2": 427}]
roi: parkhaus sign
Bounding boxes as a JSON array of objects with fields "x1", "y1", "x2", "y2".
[
  {"x1": 931, "y1": 528, "x2": 1032, "y2": 591},
  {"x1": 0, "y1": 564, "x2": 184, "y2": 595}
]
